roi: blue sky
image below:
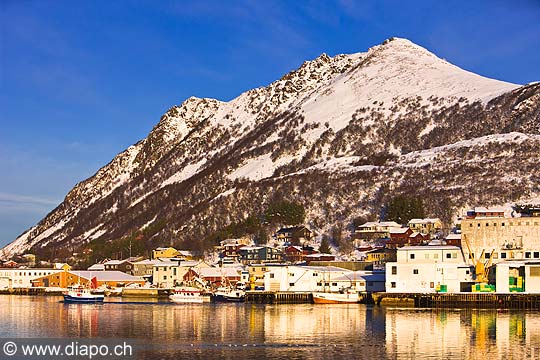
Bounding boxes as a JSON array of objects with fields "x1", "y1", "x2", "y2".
[{"x1": 1, "y1": 0, "x2": 539, "y2": 248}]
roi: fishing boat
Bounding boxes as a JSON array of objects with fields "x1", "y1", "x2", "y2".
[
  {"x1": 169, "y1": 287, "x2": 211, "y2": 304},
  {"x1": 212, "y1": 282, "x2": 246, "y2": 302},
  {"x1": 312, "y1": 288, "x2": 361, "y2": 304},
  {"x1": 63, "y1": 285, "x2": 105, "y2": 303}
]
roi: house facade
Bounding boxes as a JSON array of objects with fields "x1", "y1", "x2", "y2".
[
  {"x1": 407, "y1": 218, "x2": 442, "y2": 235},
  {"x1": 273, "y1": 226, "x2": 313, "y2": 246},
  {"x1": 31, "y1": 270, "x2": 145, "y2": 288},
  {"x1": 152, "y1": 247, "x2": 180, "y2": 259},
  {"x1": 385, "y1": 246, "x2": 474, "y2": 293},
  {"x1": 239, "y1": 246, "x2": 282, "y2": 264},
  {"x1": 0, "y1": 268, "x2": 62, "y2": 288},
  {"x1": 461, "y1": 216, "x2": 540, "y2": 263}
]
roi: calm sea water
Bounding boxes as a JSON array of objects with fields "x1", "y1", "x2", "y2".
[{"x1": 1, "y1": 295, "x2": 539, "y2": 359}]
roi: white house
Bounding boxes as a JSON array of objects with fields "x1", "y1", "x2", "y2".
[
  {"x1": 264, "y1": 266, "x2": 350, "y2": 292},
  {"x1": 385, "y1": 245, "x2": 474, "y2": 293}
]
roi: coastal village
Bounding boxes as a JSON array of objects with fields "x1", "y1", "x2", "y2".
[{"x1": 1, "y1": 204, "x2": 539, "y2": 306}]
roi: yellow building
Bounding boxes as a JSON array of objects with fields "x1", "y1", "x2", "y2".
[
  {"x1": 365, "y1": 248, "x2": 397, "y2": 264},
  {"x1": 408, "y1": 218, "x2": 442, "y2": 235},
  {"x1": 152, "y1": 247, "x2": 180, "y2": 259},
  {"x1": 461, "y1": 217, "x2": 540, "y2": 263}
]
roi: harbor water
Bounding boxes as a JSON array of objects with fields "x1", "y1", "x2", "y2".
[{"x1": 1, "y1": 295, "x2": 539, "y2": 359}]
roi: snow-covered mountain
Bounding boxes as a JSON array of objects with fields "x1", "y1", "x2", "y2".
[{"x1": 2, "y1": 37, "x2": 539, "y2": 259}]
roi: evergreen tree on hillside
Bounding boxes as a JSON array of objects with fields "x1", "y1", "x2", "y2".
[
  {"x1": 319, "y1": 236, "x2": 331, "y2": 254},
  {"x1": 385, "y1": 195, "x2": 425, "y2": 224},
  {"x1": 264, "y1": 200, "x2": 305, "y2": 225}
]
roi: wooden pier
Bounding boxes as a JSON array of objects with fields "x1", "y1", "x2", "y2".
[
  {"x1": 245, "y1": 291, "x2": 313, "y2": 304},
  {"x1": 373, "y1": 292, "x2": 540, "y2": 309},
  {"x1": 0, "y1": 287, "x2": 63, "y2": 296}
]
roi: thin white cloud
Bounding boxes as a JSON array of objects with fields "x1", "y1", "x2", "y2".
[{"x1": 0, "y1": 193, "x2": 60, "y2": 210}]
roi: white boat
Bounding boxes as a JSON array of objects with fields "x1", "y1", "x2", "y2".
[
  {"x1": 63, "y1": 285, "x2": 105, "y2": 303},
  {"x1": 312, "y1": 288, "x2": 361, "y2": 304},
  {"x1": 169, "y1": 287, "x2": 210, "y2": 303}
]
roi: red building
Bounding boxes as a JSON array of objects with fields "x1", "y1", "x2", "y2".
[{"x1": 283, "y1": 246, "x2": 318, "y2": 263}]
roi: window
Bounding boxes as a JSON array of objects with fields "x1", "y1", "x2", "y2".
[
  {"x1": 502, "y1": 223, "x2": 505, "y2": 226},
  {"x1": 526, "y1": 252, "x2": 531, "y2": 259},
  {"x1": 425, "y1": 254, "x2": 430, "y2": 259},
  {"x1": 289, "y1": 283, "x2": 295, "y2": 287},
  {"x1": 332, "y1": 283, "x2": 337, "y2": 286},
  {"x1": 391, "y1": 282, "x2": 396, "y2": 288},
  {"x1": 163, "y1": 276, "x2": 166, "y2": 280},
  {"x1": 446, "y1": 253, "x2": 451, "y2": 259},
  {"x1": 452, "y1": 253, "x2": 457, "y2": 258},
  {"x1": 535, "y1": 252, "x2": 540, "y2": 258},
  {"x1": 391, "y1": 266, "x2": 397, "y2": 275},
  {"x1": 413, "y1": 269, "x2": 419, "y2": 275},
  {"x1": 410, "y1": 253, "x2": 415, "y2": 260},
  {"x1": 434, "y1": 254, "x2": 439, "y2": 259},
  {"x1": 478, "y1": 223, "x2": 481, "y2": 227},
  {"x1": 430, "y1": 282, "x2": 434, "y2": 288},
  {"x1": 531, "y1": 267, "x2": 540, "y2": 277},
  {"x1": 313, "y1": 273, "x2": 318, "y2": 276},
  {"x1": 485, "y1": 253, "x2": 491, "y2": 259},
  {"x1": 470, "y1": 224, "x2": 473, "y2": 227},
  {"x1": 466, "y1": 270, "x2": 470, "y2": 275},
  {"x1": 270, "y1": 273, "x2": 274, "y2": 278},
  {"x1": 501, "y1": 253, "x2": 507, "y2": 259}
]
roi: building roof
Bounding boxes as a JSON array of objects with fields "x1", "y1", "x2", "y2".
[
  {"x1": 359, "y1": 221, "x2": 401, "y2": 228},
  {"x1": 192, "y1": 267, "x2": 240, "y2": 278},
  {"x1": 71, "y1": 271, "x2": 143, "y2": 282},
  {"x1": 389, "y1": 227, "x2": 410, "y2": 234},
  {"x1": 408, "y1": 218, "x2": 441, "y2": 224},
  {"x1": 445, "y1": 233, "x2": 462, "y2": 240},
  {"x1": 87, "y1": 264, "x2": 105, "y2": 271},
  {"x1": 290, "y1": 265, "x2": 348, "y2": 272},
  {"x1": 276, "y1": 226, "x2": 308, "y2": 234},
  {"x1": 398, "y1": 245, "x2": 460, "y2": 251},
  {"x1": 133, "y1": 259, "x2": 164, "y2": 266},
  {"x1": 304, "y1": 253, "x2": 335, "y2": 259},
  {"x1": 332, "y1": 271, "x2": 386, "y2": 282},
  {"x1": 103, "y1": 260, "x2": 126, "y2": 265}
]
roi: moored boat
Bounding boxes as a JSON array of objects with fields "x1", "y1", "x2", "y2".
[
  {"x1": 63, "y1": 285, "x2": 105, "y2": 303},
  {"x1": 312, "y1": 289, "x2": 361, "y2": 304},
  {"x1": 169, "y1": 287, "x2": 211, "y2": 303}
]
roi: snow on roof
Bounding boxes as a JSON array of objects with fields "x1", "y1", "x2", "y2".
[
  {"x1": 87, "y1": 264, "x2": 105, "y2": 271},
  {"x1": 305, "y1": 253, "x2": 335, "y2": 258},
  {"x1": 133, "y1": 259, "x2": 164, "y2": 265},
  {"x1": 71, "y1": 271, "x2": 143, "y2": 282},
  {"x1": 445, "y1": 233, "x2": 462, "y2": 240},
  {"x1": 398, "y1": 245, "x2": 460, "y2": 251},
  {"x1": 194, "y1": 267, "x2": 240, "y2": 278},
  {"x1": 408, "y1": 218, "x2": 441, "y2": 224},
  {"x1": 295, "y1": 266, "x2": 348, "y2": 272},
  {"x1": 332, "y1": 271, "x2": 385, "y2": 282},
  {"x1": 359, "y1": 221, "x2": 401, "y2": 228},
  {"x1": 103, "y1": 260, "x2": 126, "y2": 265},
  {"x1": 389, "y1": 228, "x2": 410, "y2": 234}
]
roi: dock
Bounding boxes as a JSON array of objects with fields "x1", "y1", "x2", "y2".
[
  {"x1": 245, "y1": 291, "x2": 313, "y2": 304},
  {"x1": 0, "y1": 287, "x2": 63, "y2": 296},
  {"x1": 121, "y1": 288, "x2": 171, "y2": 298},
  {"x1": 373, "y1": 292, "x2": 540, "y2": 309}
]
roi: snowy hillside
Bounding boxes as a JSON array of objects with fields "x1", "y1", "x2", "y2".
[{"x1": 2, "y1": 37, "x2": 539, "y2": 259}]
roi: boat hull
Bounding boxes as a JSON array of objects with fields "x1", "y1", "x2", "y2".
[
  {"x1": 63, "y1": 294, "x2": 105, "y2": 303},
  {"x1": 312, "y1": 292, "x2": 360, "y2": 304}
]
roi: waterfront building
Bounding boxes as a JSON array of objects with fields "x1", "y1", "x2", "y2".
[
  {"x1": 215, "y1": 238, "x2": 253, "y2": 262},
  {"x1": 184, "y1": 266, "x2": 241, "y2": 287},
  {"x1": 495, "y1": 260, "x2": 540, "y2": 293},
  {"x1": 263, "y1": 266, "x2": 350, "y2": 292},
  {"x1": 385, "y1": 245, "x2": 474, "y2": 293},
  {"x1": 461, "y1": 216, "x2": 540, "y2": 263},
  {"x1": 0, "y1": 268, "x2": 62, "y2": 288},
  {"x1": 152, "y1": 260, "x2": 210, "y2": 288},
  {"x1": 31, "y1": 270, "x2": 145, "y2": 288},
  {"x1": 131, "y1": 259, "x2": 164, "y2": 281},
  {"x1": 247, "y1": 264, "x2": 286, "y2": 290}
]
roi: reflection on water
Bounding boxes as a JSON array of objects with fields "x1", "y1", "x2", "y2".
[{"x1": 1, "y1": 296, "x2": 539, "y2": 359}]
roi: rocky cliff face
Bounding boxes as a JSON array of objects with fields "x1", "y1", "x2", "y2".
[{"x1": 2, "y1": 37, "x2": 539, "y2": 258}]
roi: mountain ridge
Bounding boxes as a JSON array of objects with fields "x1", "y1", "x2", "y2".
[{"x1": 2, "y1": 37, "x2": 539, "y2": 260}]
